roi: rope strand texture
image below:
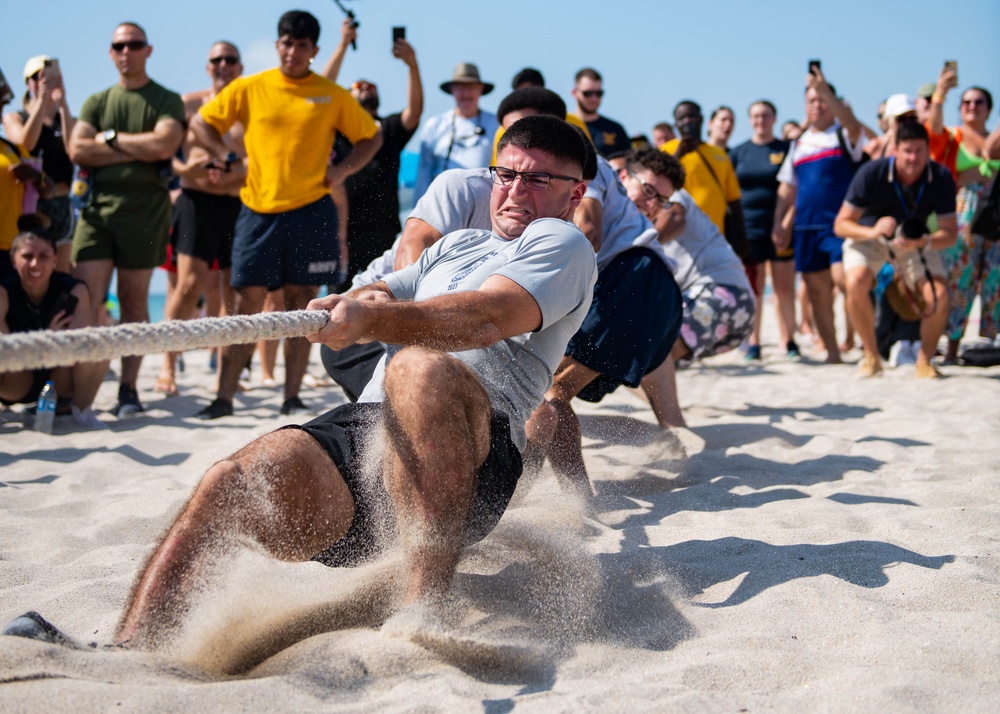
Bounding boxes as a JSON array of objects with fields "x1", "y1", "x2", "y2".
[{"x1": 0, "y1": 310, "x2": 330, "y2": 373}]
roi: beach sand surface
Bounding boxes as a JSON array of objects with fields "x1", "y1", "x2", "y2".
[{"x1": 2, "y1": 306, "x2": 999, "y2": 711}]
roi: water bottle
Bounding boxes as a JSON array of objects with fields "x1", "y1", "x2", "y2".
[
  {"x1": 71, "y1": 168, "x2": 92, "y2": 210},
  {"x1": 34, "y1": 381, "x2": 57, "y2": 434}
]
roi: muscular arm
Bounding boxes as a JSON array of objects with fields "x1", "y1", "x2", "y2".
[
  {"x1": 189, "y1": 114, "x2": 231, "y2": 163},
  {"x1": 68, "y1": 121, "x2": 129, "y2": 167},
  {"x1": 394, "y1": 217, "x2": 443, "y2": 271},
  {"x1": 309, "y1": 275, "x2": 543, "y2": 352},
  {"x1": 573, "y1": 197, "x2": 603, "y2": 253},
  {"x1": 327, "y1": 132, "x2": 384, "y2": 186},
  {"x1": 113, "y1": 118, "x2": 185, "y2": 162}
]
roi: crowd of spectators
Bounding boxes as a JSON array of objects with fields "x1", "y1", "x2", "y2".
[{"x1": 2, "y1": 13, "x2": 1000, "y2": 431}]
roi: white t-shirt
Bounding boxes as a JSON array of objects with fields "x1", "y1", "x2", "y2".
[
  {"x1": 358, "y1": 218, "x2": 597, "y2": 450},
  {"x1": 662, "y1": 189, "x2": 750, "y2": 291},
  {"x1": 585, "y1": 156, "x2": 671, "y2": 271}
]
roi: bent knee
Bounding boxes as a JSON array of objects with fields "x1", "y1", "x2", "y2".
[{"x1": 385, "y1": 346, "x2": 475, "y2": 394}]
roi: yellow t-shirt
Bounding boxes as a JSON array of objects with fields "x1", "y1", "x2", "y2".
[
  {"x1": 491, "y1": 113, "x2": 593, "y2": 164},
  {"x1": 0, "y1": 140, "x2": 28, "y2": 252},
  {"x1": 661, "y1": 139, "x2": 741, "y2": 233},
  {"x1": 199, "y1": 68, "x2": 379, "y2": 214}
]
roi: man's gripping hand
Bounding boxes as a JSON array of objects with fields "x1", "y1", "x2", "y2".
[{"x1": 306, "y1": 291, "x2": 390, "y2": 349}]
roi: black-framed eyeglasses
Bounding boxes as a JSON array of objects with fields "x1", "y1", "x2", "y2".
[
  {"x1": 111, "y1": 41, "x2": 147, "y2": 53},
  {"x1": 209, "y1": 55, "x2": 241, "y2": 66},
  {"x1": 489, "y1": 166, "x2": 581, "y2": 191},
  {"x1": 627, "y1": 171, "x2": 671, "y2": 206},
  {"x1": 580, "y1": 90, "x2": 604, "y2": 99}
]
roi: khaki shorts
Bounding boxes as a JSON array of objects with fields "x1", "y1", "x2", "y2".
[{"x1": 842, "y1": 238, "x2": 945, "y2": 289}]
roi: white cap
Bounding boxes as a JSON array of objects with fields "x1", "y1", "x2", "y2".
[{"x1": 883, "y1": 93, "x2": 916, "y2": 119}]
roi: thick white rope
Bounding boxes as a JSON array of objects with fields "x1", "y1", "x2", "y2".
[{"x1": 0, "y1": 310, "x2": 330, "y2": 373}]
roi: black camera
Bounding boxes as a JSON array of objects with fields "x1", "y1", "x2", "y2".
[{"x1": 898, "y1": 218, "x2": 927, "y2": 240}]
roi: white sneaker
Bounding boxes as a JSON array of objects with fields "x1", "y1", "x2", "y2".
[{"x1": 71, "y1": 405, "x2": 108, "y2": 430}]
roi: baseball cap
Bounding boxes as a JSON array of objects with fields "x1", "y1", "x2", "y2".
[
  {"x1": 23, "y1": 55, "x2": 51, "y2": 80},
  {"x1": 916, "y1": 82, "x2": 936, "y2": 99},
  {"x1": 883, "y1": 94, "x2": 916, "y2": 119}
]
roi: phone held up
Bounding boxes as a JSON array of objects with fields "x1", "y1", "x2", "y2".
[
  {"x1": 808, "y1": 59, "x2": 821, "y2": 76},
  {"x1": 392, "y1": 26, "x2": 406, "y2": 43},
  {"x1": 43, "y1": 58, "x2": 61, "y2": 85},
  {"x1": 944, "y1": 60, "x2": 957, "y2": 77}
]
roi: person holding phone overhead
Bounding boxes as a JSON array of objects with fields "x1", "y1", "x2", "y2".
[
  {"x1": 0, "y1": 215, "x2": 108, "y2": 429},
  {"x1": 3, "y1": 56, "x2": 77, "y2": 273},
  {"x1": 924, "y1": 61, "x2": 1000, "y2": 363},
  {"x1": 322, "y1": 19, "x2": 424, "y2": 286}
]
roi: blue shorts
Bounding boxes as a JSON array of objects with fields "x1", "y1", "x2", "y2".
[
  {"x1": 568, "y1": 247, "x2": 683, "y2": 403},
  {"x1": 231, "y1": 195, "x2": 340, "y2": 289},
  {"x1": 794, "y1": 227, "x2": 843, "y2": 273}
]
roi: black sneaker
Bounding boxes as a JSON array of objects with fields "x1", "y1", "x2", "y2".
[
  {"x1": 280, "y1": 396, "x2": 310, "y2": 416},
  {"x1": 2, "y1": 611, "x2": 80, "y2": 649},
  {"x1": 195, "y1": 398, "x2": 234, "y2": 420},
  {"x1": 111, "y1": 384, "x2": 144, "y2": 418},
  {"x1": 744, "y1": 345, "x2": 762, "y2": 362},
  {"x1": 786, "y1": 341, "x2": 801, "y2": 360}
]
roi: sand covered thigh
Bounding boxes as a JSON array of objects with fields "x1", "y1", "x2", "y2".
[{"x1": 1, "y1": 329, "x2": 999, "y2": 709}]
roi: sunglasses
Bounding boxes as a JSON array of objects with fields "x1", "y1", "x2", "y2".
[
  {"x1": 351, "y1": 81, "x2": 377, "y2": 92},
  {"x1": 580, "y1": 90, "x2": 604, "y2": 99},
  {"x1": 961, "y1": 98, "x2": 986, "y2": 107},
  {"x1": 209, "y1": 55, "x2": 241, "y2": 66},
  {"x1": 111, "y1": 40, "x2": 147, "y2": 53}
]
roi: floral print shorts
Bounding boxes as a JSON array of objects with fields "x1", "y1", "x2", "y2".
[{"x1": 677, "y1": 282, "x2": 756, "y2": 368}]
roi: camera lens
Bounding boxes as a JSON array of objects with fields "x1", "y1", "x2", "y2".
[{"x1": 901, "y1": 218, "x2": 927, "y2": 239}]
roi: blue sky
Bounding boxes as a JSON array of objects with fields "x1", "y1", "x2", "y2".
[{"x1": 4, "y1": 0, "x2": 999, "y2": 147}]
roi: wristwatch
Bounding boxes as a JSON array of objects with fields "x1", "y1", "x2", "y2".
[
  {"x1": 223, "y1": 151, "x2": 239, "y2": 171},
  {"x1": 102, "y1": 128, "x2": 119, "y2": 148}
]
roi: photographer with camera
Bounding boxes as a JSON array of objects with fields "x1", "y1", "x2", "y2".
[{"x1": 834, "y1": 122, "x2": 957, "y2": 378}]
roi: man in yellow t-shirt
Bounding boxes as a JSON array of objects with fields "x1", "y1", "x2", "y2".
[
  {"x1": 189, "y1": 10, "x2": 383, "y2": 419},
  {"x1": 661, "y1": 100, "x2": 748, "y2": 260}
]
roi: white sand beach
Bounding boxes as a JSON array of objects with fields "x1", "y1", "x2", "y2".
[{"x1": 2, "y1": 307, "x2": 999, "y2": 711}]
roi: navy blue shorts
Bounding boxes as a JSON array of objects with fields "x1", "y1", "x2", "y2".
[
  {"x1": 287, "y1": 402, "x2": 523, "y2": 567},
  {"x1": 231, "y1": 195, "x2": 340, "y2": 289},
  {"x1": 568, "y1": 246, "x2": 683, "y2": 403},
  {"x1": 794, "y1": 227, "x2": 843, "y2": 273}
]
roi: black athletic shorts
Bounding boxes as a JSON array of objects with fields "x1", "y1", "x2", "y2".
[
  {"x1": 285, "y1": 402, "x2": 523, "y2": 567},
  {"x1": 171, "y1": 189, "x2": 241, "y2": 269},
  {"x1": 320, "y1": 342, "x2": 386, "y2": 402}
]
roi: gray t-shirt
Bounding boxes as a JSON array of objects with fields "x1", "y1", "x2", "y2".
[
  {"x1": 358, "y1": 217, "x2": 597, "y2": 450},
  {"x1": 585, "y1": 156, "x2": 669, "y2": 270},
  {"x1": 662, "y1": 189, "x2": 750, "y2": 292},
  {"x1": 350, "y1": 167, "x2": 493, "y2": 289}
]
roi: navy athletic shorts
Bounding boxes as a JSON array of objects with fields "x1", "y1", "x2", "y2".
[
  {"x1": 231, "y1": 194, "x2": 340, "y2": 289},
  {"x1": 567, "y1": 246, "x2": 683, "y2": 403},
  {"x1": 794, "y1": 227, "x2": 843, "y2": 273},
  {"x1": 286, "y1": 402, "x2": 523, "y2": 567}
]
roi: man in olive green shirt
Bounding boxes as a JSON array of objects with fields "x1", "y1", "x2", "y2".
[{"x1": 69, "y1": 22, "x2": 185, "y2": 417}]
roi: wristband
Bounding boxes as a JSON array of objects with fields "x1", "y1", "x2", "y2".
[{"x1": 931, "y1": 93, "x2": 945, "y2": 105}]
